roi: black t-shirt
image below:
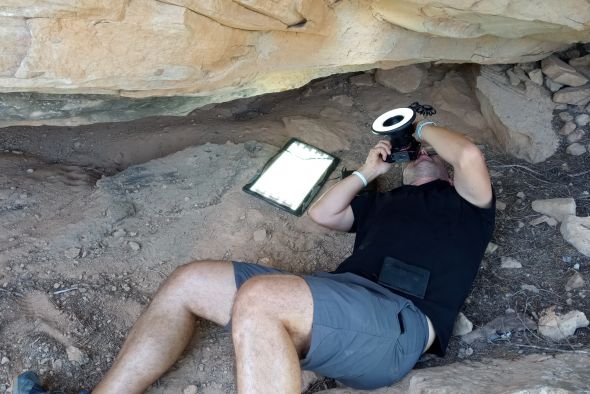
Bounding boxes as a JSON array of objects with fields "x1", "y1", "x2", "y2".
[{"x1": 334, "y1": 180, "x2": 495, "y2": 356}]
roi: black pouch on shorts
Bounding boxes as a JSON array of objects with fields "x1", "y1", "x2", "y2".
[{"x1": 378, "y1": 256, "x2": 430, "y2": 299}]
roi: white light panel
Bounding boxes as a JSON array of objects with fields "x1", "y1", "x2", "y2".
[{"x1": 248, "y1": 141, "x2": 335, "y2": 211}]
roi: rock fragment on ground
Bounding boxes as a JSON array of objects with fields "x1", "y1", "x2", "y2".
[
  {"x1": 349, "y1": 73, "x2": 374, "y2": 87},
  {"x1": 545, "y1": 78, "x2": 563, "y2": 92},
  {"x1": 476, "y1": 67, "x2": 557, "y2": 163},
  {"x1": 541, "y1": 55, "x2": 589, "y2": 86},
  {"x1": 575, "y1": 113, "x2": 590, "y2": 126},
  {"x1": 66, "y1": 346, "x2": 89, "y2": 365},
  {"x1": 485, "y1": 242, "x2": 498, "y2": 255},
  {"x1": 452, "y1": 312, "x2": 473, "y2": 336},
  {"x1": 501, "y1": 257, "x2": 522, "y2": 269},
  {"x1": 128, "y1": 241, "x2": 141, "y2": 251},
  {"x1": 521, "y1": 284, "x2": 540, "y2": 293},
  {"x1": 565, "y1": 272, "x2": 585, "y2": 291},
  {"x1": 253, "y1": 229, "x2": 267, "y2": 243},
  {"x1": 375, "y1": 64, "x2": 426, "y2": 93},
  {"x1": 559, "y1": 121, "x2": 576, "y2": 135},
  {"x1": 527, "y1": 69, "x2": 543, "y2": 85},
  {"x1": 560, "y1": 216, "x2": 590, "y2": 257},
  {"x1": 183, "y1": 385, "x2": 198, "y2": 394},
  {"x1": 553, "y1": 86, "x2": 590, "y2": 106},
  {"x1": 567, "y1": 129, "x2": 585, "y2": 143},
  {"x1": 538, "y1": 307, "x2": 589, "y2": 341},
  {"x1": 558, "y1": 111, "x2": 573, "y2": 122},
  {"x1": 64, "y1": 247, "x2": 81, "y2": 259},
  {"x1": 566, "y1": 143, "x2": 587, "y2": 156},
  {"x1": 461, "y1": 312, "x2": 536, "y2": 344},
  {"x1": 529, "y1": 215, "x2": 558, "y2": 227},
  {"x1": 531, "y1": 198, "x2": 575, "y2": 222}
]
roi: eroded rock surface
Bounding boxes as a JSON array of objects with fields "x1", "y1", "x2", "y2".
[
  {"x1": 316, "y1": 353, "x2": 590, "y2": 393},
  {"x1": 1, "y1": 0, "x2": 589, "y2": 126}
]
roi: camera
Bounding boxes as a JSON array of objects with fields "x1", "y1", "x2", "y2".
[{"x1": 371, "y1": 102, "x2": 436, "y2": 163}]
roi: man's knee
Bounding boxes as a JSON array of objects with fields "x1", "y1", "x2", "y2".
[
  {"x1": 232, "y1": 276, "x2": 272, "y2": 320},
  {"x1": 157, "y1": 259, "x2": 223, "y2": 301}
]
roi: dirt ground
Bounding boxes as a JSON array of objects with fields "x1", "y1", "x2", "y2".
[{"x1": 0, "y1": 65, "x2": 589, "y2": 394}]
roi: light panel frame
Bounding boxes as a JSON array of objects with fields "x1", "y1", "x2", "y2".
[{"x1": 243, "y1": 138, "x2": 339, "y2": 216}]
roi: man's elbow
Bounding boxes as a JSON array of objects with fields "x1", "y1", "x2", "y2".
[
  {"x1": 456, "y1": 144, "x2": 486, "y2": 170},
  {"x1": 308, "y1": 206, "x2": 327, "y2": 226}
]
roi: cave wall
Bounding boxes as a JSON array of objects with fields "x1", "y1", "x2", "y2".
[{"x1": 1, "y1": 1, "x2": 589, "y2": 102}]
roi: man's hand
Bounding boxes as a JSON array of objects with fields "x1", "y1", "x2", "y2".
[{"x1": 358, "y1": 140, "x2": 393, "y2": 182}]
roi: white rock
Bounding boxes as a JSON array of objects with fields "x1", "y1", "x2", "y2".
[
  {"x1": 375, "y1": 64, "x2": 426, "y2": 93},
  {"x1": 561, "y1": 216, "x2": 590, "y2": 257},
  {"x1": 183, "y1": 385, "x2": 198, "y2": 394},
  {"x1": 128, "y1": 241, "x2": 141, "y2": 251},
  {"x1": 521, "y1": 284, "x2": 539, "y2": 293},
  {"x1": 485, "y1": 242, "x2": 499, "y2": 255},
  {"x1": 477, "y1": 67, "x2": 558, "y2": 163},
  {"x1": 64, "y1": 247, "x2": 81, "y2": 259},
  {"x1": 545, "y1": 78, "x2": 563, "y2": 92},
  {"x1": 575, "y1": 113, "x2": 590, "y2": 126},
  {"x1": 565, "y1": 272, "x2": 585, "y2": 291},
  {"x1": 26, "y1": 168, "x2": 34, "y2": 174},
  {"x1": 516, "y1": 192, "x2": 525, "y2": 199},
  {"x1": 253, "y1": 229, "x2": 267, "y2": 243},
  {"x1": 453, "y1": 312, "x2": 473, "y2": 336},
  {"x1": 529, "y1": 215, "x2": 558, "y2": 227},
  {"x1": 566, "y1": 143, "x2": 586, "y2": 156},
  {"x1": 501, "y1": 257, "x2": 522, "y2": 269},
  {"x1": 541, "y1": 55, "x2": 589, "y2": 87},
  {"x1": 66, "y1": 346, "x2": 89, "y2": 365},
  {"x1": 538, "y1": 307, "x2": 589, "y2": 340},
  {"x1": 496, "y1": 201, "x2": 507, "y2": 211},
  {"x1": 112, "y1": 229, "x2": 126, "y2": 238},
  {"x1": 559, "y1": 121, "x2": 576, "y2": 135},
  {"x1": 527, "y1": 69, "x2": 543, "y2": 85},
  {"x1": 531, "y1": 198, "x2": 576, "y2": 222},
  {"x1": 558, "y1": 111, "x2": 573, "y2": 122},
  {"x1": 553, "y1": 86, "x2": 590, "y2": 106},
  {"x1": 0, "y1": 357, "x2": 9, "y2": 365},
  {"x1": 567, "y1": 129, "x2": 585, "y2": 143}
]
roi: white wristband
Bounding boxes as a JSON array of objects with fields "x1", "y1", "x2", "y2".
[
  {"x1": 352, "y1": 171, "x2": 368, "y2": 187},
  {"x1": 416, "y1": 120, "x2": 437, "y2": 141}
]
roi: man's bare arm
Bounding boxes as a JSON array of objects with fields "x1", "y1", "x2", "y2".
[
  {"x1": 419, "y1": 124, "x2": 493, "y2": 208},
  {"x1": 308, "y1": 140, "x2": 393, "y2": 231}
]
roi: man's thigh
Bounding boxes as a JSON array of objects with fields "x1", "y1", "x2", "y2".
[{"x1": 300, "y1": 272, "x2": 428, "y2": 390}]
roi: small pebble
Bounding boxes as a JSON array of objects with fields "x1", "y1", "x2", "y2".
[
  {"x1": 574, "y1": 263, "x2": 580, "y2": 270},
  {"x1": 26, "y1": 169, "x2": 34, "y2": 174},
  {"x1": 516, "y1": 192, "x2": 525, "y2": 199},
  {"x1": 128, "y1": 241, "x2": 141, "y2": 251},
  {"x1": 501, "y1": 257, "x2": 522, "y2": 269},
  {"x1": 566, "y1": 143, "x2": 586, "y2": 156},
  {"x1": 575, "y1": 113, "x2": 590, "y2": 126},
  {"x1": 1, "y1": 357, "x2": 9, "y2": 365},
  {"x1": 567, "y1": 130, "x2": 585, "y2": 144},
  {"x1": 113, "y1": 229, "x2": 126, "y2": 238},
  {"x1": 183, "y1": 385, "x2": 198, "y2": 394},
  {"x1": 64, "y1": 247, "x2": 81, "y2": 259},
  {"x1": 559, "y1": 112, "x2": 573, "y2": 122},
  {"x1": 496, "y1": 201, "x2": 507, "y2": 211}
]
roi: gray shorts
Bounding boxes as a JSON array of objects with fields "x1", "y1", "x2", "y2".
[{"x1": 230, "y1": 261, "x2": 429, "y2": 390}]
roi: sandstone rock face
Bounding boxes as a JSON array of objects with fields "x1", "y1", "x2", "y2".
[
  {"x1": 317, "y1": 353, "x2": 590, "y2": 393},
  {"x1": 475, "y1": 66, "x2": 558, "y2": 163},
  {"x1": 1, "y1": 0, "x2": 590, "y2": 127}
]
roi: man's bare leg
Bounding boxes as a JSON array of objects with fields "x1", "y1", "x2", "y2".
[
  {"x1": 93, "y1": 260, "x2": 237, "y2": 394},
  {"x1": 232, "y1": 275, "x2": 314, "y2": 394}
]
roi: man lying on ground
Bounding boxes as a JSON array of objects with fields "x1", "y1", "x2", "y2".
[{"x1": 14, "y1": 120, "x2": 494, "y2": 394}]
